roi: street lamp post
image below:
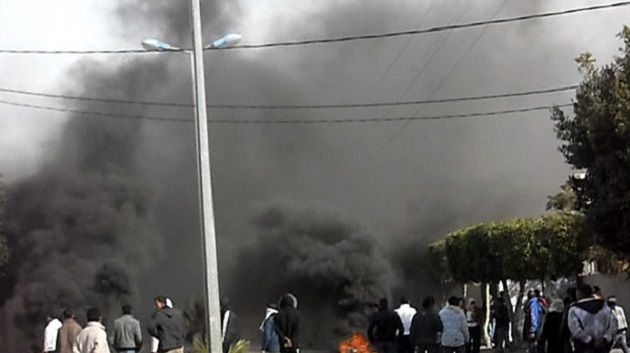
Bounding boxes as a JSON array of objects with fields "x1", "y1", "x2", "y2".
[{"x1": 142, "y1": 2, "x2": 241, "y2": 351}]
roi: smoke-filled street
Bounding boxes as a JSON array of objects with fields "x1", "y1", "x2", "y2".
[{"x1": 2, "y1": 1, "x2": 630, "y2": 353}]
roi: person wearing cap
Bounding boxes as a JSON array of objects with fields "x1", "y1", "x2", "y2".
[{"x1": 608, "y1": 296, "x2": 629, "y2": 353}]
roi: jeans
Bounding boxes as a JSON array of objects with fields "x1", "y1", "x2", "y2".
[
  {"x1": 493, "y1": 327, "x2": 508, "y2": 353},
  {"x1": 613, "y1": 330, "x2": 630, "y2": 353},
  {"x1": 466, "y1": 327, "x2": 481, "y2": 353},
  {"x1": 441, "y1": 346, "x2": 465, "y2": 353},
  {"x1": 414, "y1": 344, "x2": 439, "y2": 353},
  {"x1": 117, "y1": 350, "x2": 137, "y2": 353}
]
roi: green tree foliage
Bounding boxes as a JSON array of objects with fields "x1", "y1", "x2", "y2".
[
  {"x1": 552, "y1": 26, "x2": 630, "y2": 255},
  {"x1": 430, "y1": 213, "x2": 587, "y2": 283}
]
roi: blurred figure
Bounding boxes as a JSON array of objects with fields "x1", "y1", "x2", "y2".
[
  {"x1": 44, "y1": 313, "x2": 63, "y2": 353},
  {"x1": 439, "y1": 296, "x2": 469, "y2": 353},
  {"x1": 593, "y1": 286, "x2": 603, "y2": 300},
  {"x1": 491, "y1": 297, "x2": 509, "y2": 353},
  {"x1": 523, "y1": 290, "x2": 544, "y2": 353},
  {"x1": 58, "y1": 309, "x2": 82, "y2": 353},
  {"x1": 396, "y1": 296, "x2": 417, "y2": 353},
  {"x1": 561, "y1": 288, "x2": 577, "y2": 353},
  {"x1": 409, "y1": 296, "x2": 442, "y2": 353},
  {"x1": 568, "y1": 284, "x2": 617, "y2": 353},
  {"x1": 221, "y1": 297, "x2": 240, "y2": 353},
  {"x1": 541, "y1": 299, "x2": 564, "y2": 353},
  {"x1": 112, "y1": 304, "x2": 142, "y2": 353},
  {"x1": 466, "y1": 299, "x2": 482, "y2": 353},
  {"x1": 76, "y1": 307, "x2": 110, "y2": 353},
  {"x1": 608, "y1": 296, "x2": 629, "y2": 353},
  {"x1": 277, "y1": 293, "x2": 301, "y2": 353},
  {"x1": 368, "y1": 298, "x2": 403, "y2": 353},
  {"x1": 260, "y1": 303, "x2": 280, "y2": 353}
]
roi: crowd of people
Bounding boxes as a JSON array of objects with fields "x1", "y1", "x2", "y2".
[
  {"x1": 367, "y1": 283, "x2": 628, "y2": 353},
  {"x1": 41, "y1": 293, "x2": 301, "y2": 353}
]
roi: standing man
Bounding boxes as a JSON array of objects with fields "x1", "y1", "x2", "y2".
[
  {"x1": 44, "y1": 313, "x2": 63, "y2": 353},
  {"x1": 368, "y1": 298, "x2": 404, "y2": 353},
  {"x1": 395, "y1": 296, "x2": 417, "y2": 353},
  {"x1": 276, "y1": 293, "x2": 301, "y2": 353},
  {"x1": 221, "y1": 297, "x2": 240, "y2": 353},
  {"x1": 76, "y1": 307, "x2": 110, "y2": 353},
  {"x1": 568, "y1": 284, "x2": 617, "y2": 353},
  {"x1": 260, "y1": 303, "x2": 280, "y2": 353},
  {"x1": 524, "y1": 290, "x2": 544, "y2": 353},
  {"x1": 607, "y1": 296, "x2": 629, "y2": 353},
  {"x1": 466, "y1": 299, "x2": 482, "y2": 353},
  {"x1": 148, "y1": 296, "x2": 186, "y2": 353},
  {"x1": 439, "y1": 296, "x2": 469, "y2": 353},
  {"x1": 491, "y1": 297, "x2": 510, "y2": 353},
  {"x1": 409, "y1": 296, "x2": 442, "y2": 353},
  {"x1": 112, "y1": 304, "x2": 142, "y2": 353},
  {"x1": 58, "y1": 309, "x2": 82, "y2": 353}
]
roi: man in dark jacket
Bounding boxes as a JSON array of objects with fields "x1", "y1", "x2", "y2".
[
  {"x1": 148, "y1": 296, "x2": 186, "y2": 353},
  {"x1": 276, "y1": 294, "x2": 300, "y2": 353},
  {"x1": 409, "y1": 296, "x2": 442, "y2": 353},
  {"x1": 368, "y1": 298, "x2": 404, "y2": 353},
  {"x1": 221, "y1": 297, "x2": 240, "y2": 353},
  {"x1": 491, "y1": 297, "x2": 510, "y2": 353}
]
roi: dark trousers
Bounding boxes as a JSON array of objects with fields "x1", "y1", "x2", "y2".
[
  {"x1": 399, "y1": 336, "x2": 412, "y2": 353},
  {"x1": 441, "y1": 346, "x2": 465, "y2": 353},
  {"x1": 573, "y1": 340, "x2": 611, "y2": 353},
  {"x1": 375, "y1": 341, "x2": 398, "y2": 353},
  {"x1": 466, "y1": 327, "x2": 481, "y2": 353},
  {"x1": 414, "y1": 344, "x2": 439, "y2": 353}
]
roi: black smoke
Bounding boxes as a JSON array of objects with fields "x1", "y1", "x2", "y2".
[{"x1": 229, "y1": 202, "x2": 394, "y2": 344}]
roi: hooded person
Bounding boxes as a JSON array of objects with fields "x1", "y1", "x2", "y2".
[
  {"x1": 568, "y1": 284, "x2": 617, "y2": 353},
  {"x1": 221, "y1": 297, "x2": 240, "y2": 353},
  {"x1": 151, "y1": 298, "x2": 173, "y2": 353},
  {"x1": 261, "y1": 303, "x2": 281, "y2": 353},
  {"x1": 148, "y1": 296, "x2": 185, "y2": 353},
  {"x1": 276, "y1": 293, "x2": 301, "y2": 353},
  {"x1": 439, "y1": 296, "x2": 469, "y2": 353}
]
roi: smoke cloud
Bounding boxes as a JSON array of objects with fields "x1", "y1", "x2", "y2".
[{"x1": 4, "y1": 0, "x2": 626, "y2": 350}]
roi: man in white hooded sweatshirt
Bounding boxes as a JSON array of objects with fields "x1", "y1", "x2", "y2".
[{"x1": 439, "y1": 297, "x2": 469, "y2": 353}]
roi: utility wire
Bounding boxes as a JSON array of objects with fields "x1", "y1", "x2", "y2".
[
  {"x1": 0, "y1": 85, "x2": 577, "y2": 109},
  {"x1": 1, "y1": 1, "x2": 628, "y2": 54},
  {"x1": 0, "y1": 98, "x2": 572, "y2": 124}
]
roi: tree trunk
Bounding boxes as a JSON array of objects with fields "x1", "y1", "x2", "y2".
[
  {"x1": 462, "y1": 283, "x2": 468, "y2": 299},
  {"x1": 481, "y1": 282, "x2": 492, "y2": 348},
  {"x1": 510, "y1": 279, "x2": 526, "y2": 346}
]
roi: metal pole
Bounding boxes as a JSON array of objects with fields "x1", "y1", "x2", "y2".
[{"x1": 189, "y1": 0, "x2": 223, "y2": 352}]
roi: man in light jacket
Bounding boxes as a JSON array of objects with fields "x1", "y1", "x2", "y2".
[
  {"x1": 112, "y1": 304, "x2": 142, "y2": 353},
  {"x1": 395, "y1": 296, "x2": 417, "y2": 353},
  {"x1": 58, "y1": 309, "x2": 82, "y2": 353},
  {"x1": 608, "y1": 296, "x2": 628, "y2": 353},
  {"x1": 44, "y1": 314, "x2": 63, "y2": 353},
  {"x1": 439, "y1": 296, "x2": 469, "y2": 353},
  {"x1": 76, "y1": 307, "x2": 110, "y2": 353},
  {"x1": 568, "y1": 284, "x2": 617, "y2": 353}
]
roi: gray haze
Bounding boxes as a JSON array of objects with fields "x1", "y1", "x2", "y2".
[{"x1": 2, "y1": 0, "x2": 629, "y2": 351}]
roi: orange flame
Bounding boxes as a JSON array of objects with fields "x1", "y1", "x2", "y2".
[{"x1": 338, "y1": 332, "x2": 375, "y2": 353}]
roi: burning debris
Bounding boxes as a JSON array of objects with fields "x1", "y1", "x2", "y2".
[{"x1": 339, "y1": 332, "x2": 375, "y2": 353}]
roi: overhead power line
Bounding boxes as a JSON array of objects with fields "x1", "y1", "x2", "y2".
[
  {"x1": 0, "y1": 2, "x2": 628, "y2": 54},
  {"x1": 0, "y1": 98, "x2": 572, "y2": 124},
  {"x1": 0, "y1": 85, "x2": 577, "y2": 109}
]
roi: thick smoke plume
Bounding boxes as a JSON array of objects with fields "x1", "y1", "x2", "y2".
[
  {"x1": 230, "y1": 202, "x2": 394, "y2": 344},
  {"x1": 1, "y1": 59, "x2": 166, "y2": 352}
]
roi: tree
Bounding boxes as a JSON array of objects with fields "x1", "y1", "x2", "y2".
[
  {"x1": 552, "y1": 26, "x2": 630, "y2": 255},
  {"x1": 429, "y1": 212, "x2": 587, "y2": 344}
]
